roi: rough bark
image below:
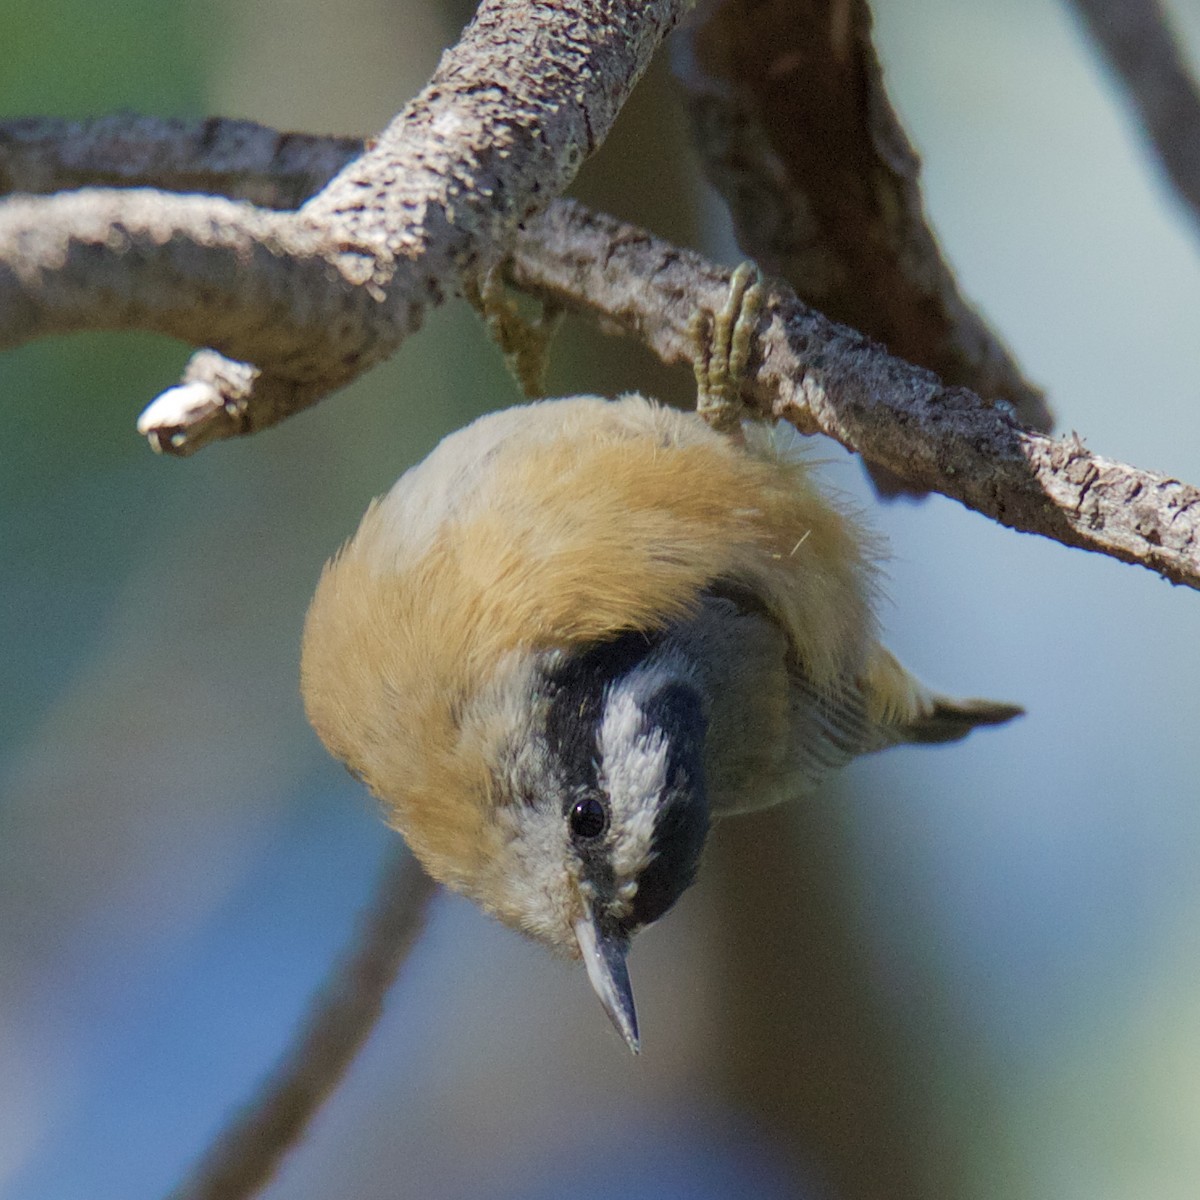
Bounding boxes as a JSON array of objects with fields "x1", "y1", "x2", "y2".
[
  {"x1": 0, "y1": 0, "x2": 690, "y2": 451},
  {"x1": 511, "y1": 202, "x2": 1200, "y2": 589}
]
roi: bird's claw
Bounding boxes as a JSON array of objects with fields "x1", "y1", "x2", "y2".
[{"x1": 691, "y1": 261, "x2": 766, "y2": 435}]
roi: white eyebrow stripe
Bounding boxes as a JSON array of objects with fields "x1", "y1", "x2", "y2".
[{"x1": 597, "y1": 685, "x2": 670, "y2": 881}]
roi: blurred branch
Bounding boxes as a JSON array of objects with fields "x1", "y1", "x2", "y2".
[
  {"x1": 169, "y1": 849, "x2": 436, "y2": 1200},
  {"x1": 0, "y1": 115, "x2": 360, "y2": 209},
  {"x1": 1070, "y1": 0, "x2": 1200, "y2": 235},
  {"x1": 673, "y1": 0, "x2": 1052, "y2": 500},
  {"x1": 0, "y1": 0, "x2": 689, "y2": 453},
  {"x1": 512, "y1": 201, "x2": 1200, "y2": 590}
]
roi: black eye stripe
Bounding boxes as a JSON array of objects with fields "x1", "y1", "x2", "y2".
[
  {"x1": 625, "y1": 767, "x2": 708, "y2": 930},
  {"x1": 639, "y1": 682, "x2": 705, "y2": 748}
]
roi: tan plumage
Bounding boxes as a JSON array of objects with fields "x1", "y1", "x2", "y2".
[{"x1": 301, "y1": 392, "x2": 1020, "y2": 1047}]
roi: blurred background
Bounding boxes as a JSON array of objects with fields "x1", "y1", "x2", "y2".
[{"x1": 3, "y1": 0, "x2": 1200, "y2": 1197}]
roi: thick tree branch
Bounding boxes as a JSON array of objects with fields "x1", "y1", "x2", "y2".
[
  {"x1": 673, "y1": 0, "x2": 1053, "y2": 459},
  {"x1": 511, "y1": 201, "x2": 1200, "y2": 590},
  {"x1": 0, "y1": 188, "x2": 340, "y2": 355},
  {"x1": 169, "y1": 849, "x2": 436, "y2": 1200},
  {"x1": 0, "y1": 0, "x2": 689, "y2": 452},
  {"x1": 1071, "y1": 0, "x2": 1200, "y2": 236}
]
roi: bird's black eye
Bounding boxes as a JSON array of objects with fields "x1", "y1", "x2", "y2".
[{"x1": 569, "y1": 796, "x2": 607, "y2": 841}]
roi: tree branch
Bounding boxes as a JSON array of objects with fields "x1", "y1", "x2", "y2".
[
  {"x1": 673, "y1": 0, "x2": 1053, "y2": 456},
  {"x1": 1070, "y1": 0, "x2": 1200, "y2": 236},
  {"x1": 0, "y1": 0, "x2": 690, "y2": 452},
  {"x1": 511, "y1": 201, "x2": 1200, "y2": 590},
  {"x1": 4, "y1": 111, "x2": 1197, "y2": 587},
  {"x1": 0, "y1": 114, "x2": 359, "y2": 209},
  {"x1": 169, "y1": 849, "x2": 436, "y2": 1200}
]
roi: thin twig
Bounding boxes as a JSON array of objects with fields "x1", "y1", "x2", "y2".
[
  {"x1": 511, "y1": 201, "x2": 1200, "y2": 590},
  {"x1": 1071, "y1": 0, "x2": 1200, "y2": 235},
  {"x1": 0, "y1": 114, "x2": 360, "y2": 209},
  {"x1": 169, "y1": 849, "x2": 436, "y2": 1200}
]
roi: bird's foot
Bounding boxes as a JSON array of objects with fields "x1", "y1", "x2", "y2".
[
  {"x1": 467, "y1": 262, "x2": 564, "y2": 398},
  {"x1": 690, "y1": 261, "x2": 766, "y2": 435}
]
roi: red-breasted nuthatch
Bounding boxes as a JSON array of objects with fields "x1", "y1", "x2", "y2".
[{"x1": 300, "y1": 269, "x2": 1021, "y2": 1052}]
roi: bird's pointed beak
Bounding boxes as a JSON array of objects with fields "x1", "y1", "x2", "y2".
[{"x1": 574, "y1": 904, "x2": 640, "y2": 1054}]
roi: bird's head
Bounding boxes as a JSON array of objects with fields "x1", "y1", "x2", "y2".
[{"x1": 460, "y1": 629, "x2": 711, "y2": 1052}]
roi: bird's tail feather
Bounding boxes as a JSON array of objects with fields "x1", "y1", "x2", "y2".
[{"x1": 862, "y1": 645, "x2": 1024, "y2": 748}]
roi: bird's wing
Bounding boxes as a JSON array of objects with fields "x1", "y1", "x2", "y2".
[
  {"x1": 706, "y1": 577, "x2": 1022, "y2": 802},
  {"x1": 785, "y1": 643, "x2": 1024, "y2": 794}
]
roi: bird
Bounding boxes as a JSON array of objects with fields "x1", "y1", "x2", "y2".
[{"x1": 300, "y1": 266, "x2": 1022, "y2": 1053}]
